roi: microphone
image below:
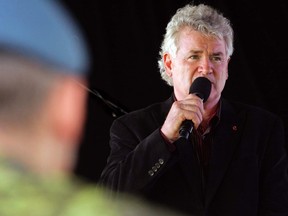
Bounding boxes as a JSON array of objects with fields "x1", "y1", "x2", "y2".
[{"x1": 179, "y1": 77, "x2": 211, "y2": 140}]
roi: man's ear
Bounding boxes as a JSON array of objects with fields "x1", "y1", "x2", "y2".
[
  {"x1": 163, "y1": 53, "x2": 173, "y2": 77},
  {"x1": 47, "y1": 77, "x2": 87, "y2": 145}
]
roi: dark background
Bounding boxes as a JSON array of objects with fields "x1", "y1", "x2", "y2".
[{"x1": 61, "y1": 0, "x2": 288, "y2": 183}]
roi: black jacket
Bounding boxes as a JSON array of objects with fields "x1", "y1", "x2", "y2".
[{"x1": 100, "y1": 95, "x2": 288, "y2": 216}]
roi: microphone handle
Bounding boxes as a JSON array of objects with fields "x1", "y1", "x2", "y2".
[{"x1": 179, "y1": 120, "x2": 194, "y2": 140}]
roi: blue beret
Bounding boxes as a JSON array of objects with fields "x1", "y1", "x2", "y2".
[{"x1": 0, "y1": 0, "x2": 90, "y2": 75}]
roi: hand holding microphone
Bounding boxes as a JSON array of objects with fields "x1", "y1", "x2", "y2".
[
  {"x1": 161, "y1": 77, "x2": 211, "y2": 142},
  {"x1": 179, "y1": 77, "x2": 211, "y2": 140}
]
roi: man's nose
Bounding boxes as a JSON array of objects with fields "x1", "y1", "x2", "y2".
[{"x1": 198, "y1": 57, "x2": 213, "y2": 75}]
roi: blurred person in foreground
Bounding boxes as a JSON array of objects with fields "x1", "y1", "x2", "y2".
[
  {"x1": 0, "y1": 1, "x2": 183, "y2": 216},
  {"x1": 100, "y1": 3, "x2": 288, "y2": 216}
]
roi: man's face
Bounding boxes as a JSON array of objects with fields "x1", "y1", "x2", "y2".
[{"x1": 164, "y1": 26, "x2": 229, "y2": 106}]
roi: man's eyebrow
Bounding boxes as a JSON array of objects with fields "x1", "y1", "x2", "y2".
[
  {"x1": 212, "y1": 52, "x2": 224, "y2": 56},
  {"x1": 189, "y1": 50, "x2": 203, "y2": 54},
  {"x1": 188, "y1": 50, "x2": 224, "y2": 55}
]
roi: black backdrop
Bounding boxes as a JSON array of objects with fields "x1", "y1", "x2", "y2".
[{"x1": 60, "y1": 0, "x2": 288, "y2": 183}]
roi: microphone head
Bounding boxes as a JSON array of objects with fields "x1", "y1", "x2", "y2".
[{"x1": 189, "y1": 77, "x2": 211, "y2": 102}]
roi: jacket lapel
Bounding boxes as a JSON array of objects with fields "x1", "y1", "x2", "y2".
[{"x1": 205, "y1": 99, "x2": 246, "y2": 208}]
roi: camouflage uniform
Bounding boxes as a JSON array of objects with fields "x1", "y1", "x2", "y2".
[{"x1": 0, "y1": 157, "x2": 182, "y2": 216}]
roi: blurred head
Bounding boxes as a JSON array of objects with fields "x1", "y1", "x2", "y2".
[
  {"x1": 0, "y1": 0, "x2": 89, "y2": 74},
  {"x1": 0, "y1": 0, "x2": 90, "y2": 175},
  {"x1": 158, "y1": 4, "x2": 234, "y2": 86}
]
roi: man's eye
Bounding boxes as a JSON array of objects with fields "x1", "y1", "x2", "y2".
[
  {"x1": 189, "y1": 55, "x2": 200, "y2": 60},
  {"x1": 211, "y1": 56, "x2": 222, "y2": 62}
]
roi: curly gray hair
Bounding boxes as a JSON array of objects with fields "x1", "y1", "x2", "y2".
[{"x1": 158, "y1": 4, "x2": 234, "y2": 86}]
